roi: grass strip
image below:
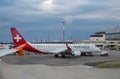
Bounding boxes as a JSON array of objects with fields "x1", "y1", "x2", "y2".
[{"x1": 96, "y1": 61, "x2": 120, "y2": 68}]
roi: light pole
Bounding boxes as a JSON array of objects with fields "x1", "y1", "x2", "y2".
[
  {"x1": 62, "y1": 19, "x2": 66, "y2": 42},
  {"x1": 115, "y1": 26, "x2": 119, "y2": 41},
  {"x1": 115, "y1": 26, "x2": 120, "y2": 50},
  {"x1": 48, "y1": 33, "x2": 50, "y2": 42}
]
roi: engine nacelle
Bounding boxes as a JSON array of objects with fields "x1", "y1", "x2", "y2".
[
  {"x1": 72, "y1": 51, "x2": 81, "y2": 56},
  {"x1": 100, "y1": 51, "x2": 109, "y2": 56}
]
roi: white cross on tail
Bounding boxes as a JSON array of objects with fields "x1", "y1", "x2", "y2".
[{"x1": 14, "y1": 34, "x2": 22, "y2": 42}]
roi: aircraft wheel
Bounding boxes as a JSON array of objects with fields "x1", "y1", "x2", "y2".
[
  {"x1": 81, "y1": 53, "x2": 86, "y2": 56},
  {"x1": 61, "y1": 54, "x2": 66, "y2": 58},
  {"x1": 54, "y1": 54, "x2": 59, "y2": 57},
  {"x1": 88, "y1": 52, "x2": 93, "y2": 56}
]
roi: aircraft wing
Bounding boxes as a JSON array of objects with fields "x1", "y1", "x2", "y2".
[
  {"x1": 50, "y1": 48, "x2": 68, "y2": 54},
  {"x1": 0, "y1": 44, "x2": 25, "y2": 57},
  {"x1": 0, "y1": 49, "x2": 16, "y2": 57}
]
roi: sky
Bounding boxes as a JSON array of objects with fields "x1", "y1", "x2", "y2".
[{"x1": 0, "y1": 0, "x2": 120, "y2": 42}]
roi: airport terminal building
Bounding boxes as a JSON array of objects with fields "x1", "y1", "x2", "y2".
[
  {"x1": 89, "y1": 27, "x2": 120, "y2": 49},
  {"x1": 90, "y1": 27, "x2": 120, "y2": 41},
  {"x1": 90, "y1": 32, "x2": 106, "y2": 41},
  {"x1": 105, "y1": 29, "x2": 120, "y2": 40}
]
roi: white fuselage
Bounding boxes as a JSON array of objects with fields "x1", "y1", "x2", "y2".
[{"x1": 29, "y1": 43, "x2": 100, "y2": 54}]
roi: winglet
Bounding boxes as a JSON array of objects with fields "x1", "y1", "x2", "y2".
[
  {"x1": 14, "y1": 44, "x2": 26, "y2": 57},
  {"x1": 66, "y1": 43, "x2": 72, "y2": 50}
]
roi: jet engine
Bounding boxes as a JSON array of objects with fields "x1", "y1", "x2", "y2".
[{"x1": 72, "y1": 51, "x2": 81, "y2": 56}]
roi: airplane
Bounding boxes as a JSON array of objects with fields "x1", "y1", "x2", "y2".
[
  {"x1": 0, "y1": 44, "x2": 25, "y2": 61},
  {"x1": 10, "y1": 27, "x2": 103, "y2": 58}
]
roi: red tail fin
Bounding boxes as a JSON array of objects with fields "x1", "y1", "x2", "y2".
[
  {"x1": 10, "y1": 27, "x2": 42, "y2": 53},
  {"x1": 10, "y1": 28, "x2": 27, "y2": 45}
]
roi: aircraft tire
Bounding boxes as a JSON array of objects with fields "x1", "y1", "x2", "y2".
[
  {"x1": 81, "y1": 53, "x2": 86, "y2": 56},
  {"x1": 61, "y1": 54, "x2": 66, "y2": 58},
  {"x1": 54, "y1": 54, "x2": 59, "y2": 57}
]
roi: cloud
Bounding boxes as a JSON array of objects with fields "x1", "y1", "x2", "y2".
[
  {"x1": 0, "y1": 0, "x2": 120, "y2": 42},
  {"x1": 0, "y1": 22, "x2": 10, "y2": 26},
  {"x1": 8, "y1": 0, "x2": 88, "y2": 14},
  {"x1": 63, "y1": 0, "x2": 120, "y2": 22},
  {"x1": 41, "y1": 0, "x2": 55, "y2": 10},
  {"x1": 0, "y1": 0, "x2": 120, "y2": 24}
]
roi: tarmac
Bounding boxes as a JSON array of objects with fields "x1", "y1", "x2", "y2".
[{"x1": 0, "y1": 50, "x2": 120, "y2": 79}]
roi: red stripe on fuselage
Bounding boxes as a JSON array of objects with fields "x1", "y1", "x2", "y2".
[{"x1": 23, "y1": 43, "x2": 44, "y2": 54}]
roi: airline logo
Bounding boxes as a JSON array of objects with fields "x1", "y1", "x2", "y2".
[{"x1": 14, "y1": 34, "x2": 22, "y2": 42}]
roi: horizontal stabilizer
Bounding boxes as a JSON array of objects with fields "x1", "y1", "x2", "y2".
[{"x1": 14, "y1": 44, "x2": 26, "y2": 57}]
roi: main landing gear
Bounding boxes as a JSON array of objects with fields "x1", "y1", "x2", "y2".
[
  {"x1": 54, "y1": 54, "x2": 66, "y2": 58},
  {"x1": 54, "y1": 54, "x2": 59, "y2": 57}
]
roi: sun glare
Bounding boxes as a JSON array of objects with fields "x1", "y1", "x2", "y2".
[
  {"x1": 43, "y1": 0, "x2": 53, "y2": 4},
  {"x1": 42, "y1": 0, "x2": 55, "y2": 10}
]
